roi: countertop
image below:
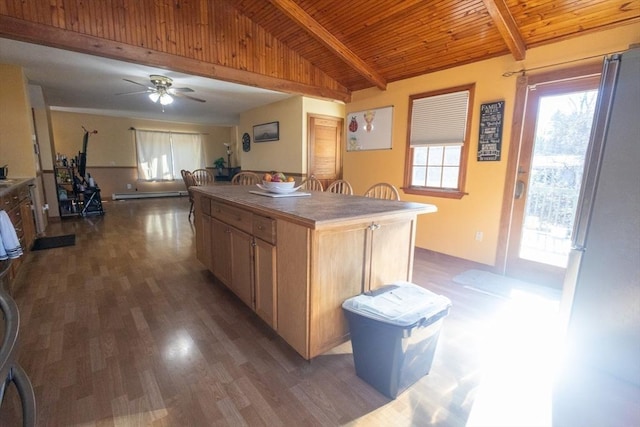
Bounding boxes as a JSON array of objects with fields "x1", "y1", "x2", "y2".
[
  {"x1": 192, "y1": 185, "x2": 437, "y2": 229},
  {"x1": 0, "y1": 177, "x2": 36, "y2": 197}
]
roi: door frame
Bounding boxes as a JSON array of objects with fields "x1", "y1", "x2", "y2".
[{"x1": 496, "y1": 62, "x2": 603, "y2": 277}]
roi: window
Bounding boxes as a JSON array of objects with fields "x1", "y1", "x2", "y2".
[
  {"x1": 404, "y1": 84, "x2": 474, "y2": 198},
  {"x1": 135, "y1": 130, "x2": 204, "y2": 181}
]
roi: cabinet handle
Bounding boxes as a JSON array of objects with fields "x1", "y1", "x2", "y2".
[
  {"x1": 369, "y1": 223, "x2": 380, "y2": 231},
  {"x1": 257, "y1": 225, "x2": 264, "y2": 230}
]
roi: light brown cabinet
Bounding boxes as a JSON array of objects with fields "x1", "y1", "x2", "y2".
[
  {"x1": 195, "y1": 195, "x2": 212, "y2": 271},
  {"x1": 0, "y1": 180, "x2": 36, "y2": 292},
  {"x1": 210, "y1": 218, "x2": 232, "y2": 287},
  {"x1": 253, "y1": 234, "x2": 277, "y2": 329},
  {"x1": 229, "y1": 226, "x2": 253, "y2": 307},
  {"x1": 193, "y1": 186, "x2": 434, "y2": 360},
  {"x1": 277, "y1": 215, "x2": 417, "y2": 358},
  {"x1": 198, "y1": 194, "x2": 278, "y2": 328}
]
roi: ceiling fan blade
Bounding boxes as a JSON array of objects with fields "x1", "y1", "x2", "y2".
[
  {"x1": 115, "y1": 89, "x2": 154, "y2": 96},
  {"x1": 173, "y1": 92, "x2": 206, "y2": 103},
  {"x1": 170, "y1": 87, "x2": 195, "y2": 93},
  {"x1": 123, "y1": 78, "x2": 153, "y2": 89}
]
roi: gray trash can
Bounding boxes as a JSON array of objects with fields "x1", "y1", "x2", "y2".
[{"x1": 342, "y1": 281, "x2": 451, "y2": 399}]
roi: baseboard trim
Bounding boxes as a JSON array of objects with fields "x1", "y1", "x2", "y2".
[{"x1": 111, "y1": 191, "x2": 187, "y2": 200}]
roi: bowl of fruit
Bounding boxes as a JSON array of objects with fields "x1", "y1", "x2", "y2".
[{"x1": 257, "y1": 172, "x2": 302, "y2": 194}]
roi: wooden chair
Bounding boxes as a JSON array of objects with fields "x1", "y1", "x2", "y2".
[
  {"x1": 191, "y1": 168, "x2": 214, "y2": 186},
  {"x1": 364, "y1": 182, "x2": 401, "y2": 201},
  {"x1": 181, "y1": 170, "x2": 197, "y2": 220},
  {"x1": 231, "y1": 171, "x2": 261, "y2": 185},
  {"x1": 326, "y1": 179, "x2": 353, "y2": 195},
  {"x1": 300, "y1": 175, "x2": 324, "y2": 191}
]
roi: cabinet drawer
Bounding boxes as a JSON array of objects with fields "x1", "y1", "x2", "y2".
[
  {"x1": 1, "y1": 192, "x2": 20, "y2": 210},
  {"x1": 211, "y1": 201, "x2": 253, "y2": 234},
  {"x1": 253, "y1": 215, "x2": 276, "y2": 244}
]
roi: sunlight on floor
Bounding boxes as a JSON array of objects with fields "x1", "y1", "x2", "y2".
[{"x1": 467, "y1": 289, "x2": 563, "y2": 427}]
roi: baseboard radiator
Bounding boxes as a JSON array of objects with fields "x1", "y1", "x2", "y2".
[{"x1": 111, "y1": 191, "x2": 188, "y2": 200}]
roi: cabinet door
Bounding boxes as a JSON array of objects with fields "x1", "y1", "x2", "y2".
[
  {"x1": 230, "y1": 228, "x2": 253, "y2": 308},
  {"x1": 310, "y1": 225, "x2": 367, "y2": 357},
  {"x1": 367, "y1": 218, "x2": 415, "y2": 291},
  {"x1": 195, "y1": 213, "x2": 212, "y2": 270},
  {"x1": 254, "y1": 238, "x2": 277, "y2": 328},
  {"x1": 194, "y1": 195, "x2": 212, "y2": 270},
  {"x1": 211, "y1": 218, "x2": 232, "y2": 286},
  {"x1": 19, "y1": 201, "x2": 36, "y2": 251}
]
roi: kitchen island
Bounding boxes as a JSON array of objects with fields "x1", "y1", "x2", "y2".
[{"x1": 192, "y1": 185, "x2": 436, "y2": 359}]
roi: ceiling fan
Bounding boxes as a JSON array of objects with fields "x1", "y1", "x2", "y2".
[{"x1": 118, "y1": 75, "x2": 206, "y2": 111}]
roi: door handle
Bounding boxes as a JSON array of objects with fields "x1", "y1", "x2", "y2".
[{"x1": 514, "y1": 180, "x2": 525, "y2": 199}]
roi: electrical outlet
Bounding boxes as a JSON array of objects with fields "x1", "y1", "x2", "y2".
[
  {"x1": 475, "y1": 231, "x2": 483, "y2": 241},
  {"x1": 126, "y1": 183, "x2": 132, "y2": 189}
]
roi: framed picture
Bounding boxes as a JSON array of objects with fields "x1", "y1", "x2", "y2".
[
  {"x1": 347, "y1": 106, "x2": 393, "y2": 151},
  {"x1": 253, "y1": 121, "x2": 279, "y2": 143}
]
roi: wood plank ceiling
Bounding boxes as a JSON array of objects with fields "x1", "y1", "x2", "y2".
[{"x1": 0, "y1": 0, "x2": 638, "y2": 102}]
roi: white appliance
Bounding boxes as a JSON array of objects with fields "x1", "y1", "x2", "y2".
[{"x1": 560, "y1": 48, "x2": 640, "y2": 386}]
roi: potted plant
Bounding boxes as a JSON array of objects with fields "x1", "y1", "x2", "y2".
[{"x1": 213, "y1": 157, "x2": 226, "y2": 175}]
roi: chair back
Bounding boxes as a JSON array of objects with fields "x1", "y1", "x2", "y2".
[
  {"x1": 192, "y1": 168, "x2": 214, "y2": 186},
  {"x1": 300, "y1": 176, "x2": 324, "y2": 191},
  {"x1": 326, "y1": 179, "x2": 353, "y2": 195},
  {"x1": 231, "y1": 171, "x2": 261, "y2": 185},
  {"x1": 181, "y1": 170, "x2": 197, "y2": 220},
  {"x1": 364, "y1": 182, "x2": 401, "y2": 201},
  {"x1": 182, "y1": 170, "x2": 197, "y2": 189}
]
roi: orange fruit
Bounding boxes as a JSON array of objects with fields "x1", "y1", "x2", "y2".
[
  {"x1": 263, "y1": 173, "x2": 273, "y2": 182},
  {"x1": 287, "y1": 176, "x2": 295, "y2": 182}
]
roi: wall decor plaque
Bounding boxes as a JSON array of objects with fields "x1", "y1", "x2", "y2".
[{"x1": 477, "y1": 100, "x2": 505, "y2": 161}]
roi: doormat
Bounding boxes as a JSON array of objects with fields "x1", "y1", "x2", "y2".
[
  {"x1": 452, "y1": 269, "x2": 561, "y2": 300},
  {"x1": 31, "y1": 234, "x2": 76, "y2": 251}
]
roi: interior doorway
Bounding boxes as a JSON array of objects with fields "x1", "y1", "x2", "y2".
[
  {"x1": 499, "y1": 65, "x2": 602, "y2": 288},
  {"x1": 307, "y1": 114, "x2": 343, "y2": 189}
]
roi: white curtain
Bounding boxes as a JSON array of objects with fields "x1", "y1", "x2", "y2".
[
  {"x1": 135, "y1": 130, "x2": 204, "y2": 181},
  {"x1": 172, "y1": 132, "x2": 204, "y2": 174}
]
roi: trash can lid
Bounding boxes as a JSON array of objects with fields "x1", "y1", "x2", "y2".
[{"x1": 342, "y1": 281, "x2": 451, "y2": 327}]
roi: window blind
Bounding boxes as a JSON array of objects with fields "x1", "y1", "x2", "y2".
[{"x1": 410, "y1": 90, "x2": 470, "y2": 146}]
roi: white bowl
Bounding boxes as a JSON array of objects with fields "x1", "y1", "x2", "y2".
[
  {"x1": 261, "y1": 180, "x2": 295, "y2": 189},
  {"x1": 256, "y1": 183, "x2": 302, "y2": 194}
]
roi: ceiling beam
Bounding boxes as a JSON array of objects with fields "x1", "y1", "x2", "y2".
[
  {"x1": 267, "y1": 0, "x2": 387, "y2": 90},
  {"x1": 0, "y1": 15, "x2": 351, "y2": 103},
  {"x1": 482, "y1": 0, "x2": 526, "y2": 61}
]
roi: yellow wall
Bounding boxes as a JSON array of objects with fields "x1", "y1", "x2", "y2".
[
  {"x1": 239, "y1": 96, "x2": 303, "y2": 174},
  {"x1": 0, "y1": 63, "x2": 37, "y2": 177},
  {"x1": 50, "y1": 110, "x2": 235, "y2": 168},
  {"x1": 346, "y1": 23, "x2": 640, "y2": 266},
  {"x1": 47, "y1": 111, "x2": 237, "y2": 197},
  {"x1": 239, "y1": 96, "x2": 345, "y2": 174}
]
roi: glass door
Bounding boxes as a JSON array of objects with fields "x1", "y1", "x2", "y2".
[{"x1": 505, "y1": 75, "x2": 600, "y2": 287}]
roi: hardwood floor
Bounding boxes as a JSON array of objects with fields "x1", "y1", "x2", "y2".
[{"x1": 1, "y1": 197, "x2": 638, "y2": 426}]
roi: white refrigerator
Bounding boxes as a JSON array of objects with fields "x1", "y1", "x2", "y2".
[{"x1": 560, "y1": 48, "x2": 640, "y2": 386}]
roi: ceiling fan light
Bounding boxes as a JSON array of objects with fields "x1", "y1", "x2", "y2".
[
  {"x1": 160, "y1": 93, "x2": 174, "y2": 105},
  {"x1": 148, "y1": 92, "x2": 160, "y2": 103}
]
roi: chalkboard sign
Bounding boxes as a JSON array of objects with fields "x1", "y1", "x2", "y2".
[{"x1": 477, "y1": 100, "x2": 505, "y2": 161}]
